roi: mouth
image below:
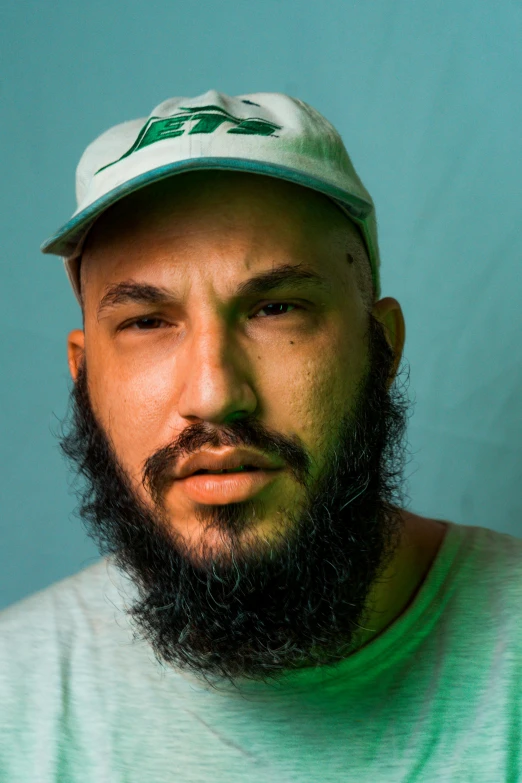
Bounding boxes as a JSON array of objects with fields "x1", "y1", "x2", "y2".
[
  {"x1": 175, "y1": 467, "x2": 282, "y2": 504},
  {"x1": 190, "y1": 466, "x2": 262, "y2": 476}
]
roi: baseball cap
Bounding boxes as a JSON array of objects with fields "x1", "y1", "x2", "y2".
[{"x1": 40, "y1": 89, "x2": 381, "y2": 304}]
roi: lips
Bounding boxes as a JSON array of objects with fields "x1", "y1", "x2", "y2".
[
  {"x1": 191, "y1": 466, "x2": 260, "y2": 475},
  {"x1": 175, "y1": 466, "x2": 282, "y2": 504},
  {"x1": 175, "y1": 449, "x2": 283, "y2": 480}
]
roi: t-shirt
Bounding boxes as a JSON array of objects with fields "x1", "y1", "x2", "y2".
[{"x1": 0, "y1": 520, "x2": 521, "y2": 782}]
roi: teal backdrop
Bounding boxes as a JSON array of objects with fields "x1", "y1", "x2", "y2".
[{"x1": 1, "y1": 1, "x2": 521, "y2": 610}]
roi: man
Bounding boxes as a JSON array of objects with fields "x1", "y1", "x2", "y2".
[{"x1": 1, "y1": 90, "x2": 520, "y2": 782}]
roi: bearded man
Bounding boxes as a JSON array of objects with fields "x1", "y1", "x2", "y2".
[{"x1": 1, "y1": 91, "x2": 520, "y2": 783}]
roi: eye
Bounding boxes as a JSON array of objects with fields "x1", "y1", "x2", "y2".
[
  {"x1": 120, "y1": 302, "x2": 302, "y2": 331},
  {"x1": 253, "y1": 302, "x2": 301, "y2": 318},
  {"x1": 120, "y1": 317, "x2": 169, "y2": 331}
]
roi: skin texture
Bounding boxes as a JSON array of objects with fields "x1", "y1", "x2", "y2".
[{"x1": 63, "y1": 170, "x2": 447, "y2": 690}]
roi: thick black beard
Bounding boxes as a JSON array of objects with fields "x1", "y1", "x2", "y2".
[{"x1": 57, "y1": 313, "x2": 412, "y2": 691}]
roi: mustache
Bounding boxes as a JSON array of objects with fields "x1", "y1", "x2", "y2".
[{"x1": 142, "y1": 418, "x2": 311, "y2": 508}]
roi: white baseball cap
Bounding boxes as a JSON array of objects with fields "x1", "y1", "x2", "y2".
[{"x1": 40, "y1": 89, "x2": 381, "y2": 304}]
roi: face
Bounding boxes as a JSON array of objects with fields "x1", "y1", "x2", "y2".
[{"x1": 64, "y1": 170, "x2": 409, "y2": 689}]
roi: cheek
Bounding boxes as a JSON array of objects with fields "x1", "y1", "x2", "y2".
[
  {"x1": 286, "y1": 357, "x2": 346, "y2": 444},
  {"x1": 276, "y1": 332, "x2": 365, "y2": 454},
  {"x1": 89, "y1": 357, "x2": 171, "y2": 479}
]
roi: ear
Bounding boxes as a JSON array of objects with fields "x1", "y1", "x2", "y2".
[
  {"x1": 67, "y1": 329, "x2": 85, "y2": 383},
  {"x1": 371, "y1": 297, "x2": 406, "y2": 385}
]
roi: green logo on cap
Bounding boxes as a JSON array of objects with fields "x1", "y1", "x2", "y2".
[{"x1": 96, "y1": 104, "x2": 282, "y2": 174}]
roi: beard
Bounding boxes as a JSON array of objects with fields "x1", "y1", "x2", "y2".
[{"x1": 58, "y1": 311, "x2": 412, "y2": 691}]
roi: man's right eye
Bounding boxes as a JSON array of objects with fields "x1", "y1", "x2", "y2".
[{"x1": 119, "y1": 317, "x2": 170, "y2": 331}]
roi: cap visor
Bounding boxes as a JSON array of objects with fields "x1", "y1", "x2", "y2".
[{"x1": 40, "y1": 157, "x2": 373, "y2": 257}]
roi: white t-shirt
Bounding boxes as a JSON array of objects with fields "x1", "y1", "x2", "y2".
[{"x1": 1, "y1": 520, "x2": 521, "y2": 782}]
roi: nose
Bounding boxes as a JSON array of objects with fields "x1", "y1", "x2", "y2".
[{"x1": 175, "y1": 323, "x2": 257, "y2": 425}]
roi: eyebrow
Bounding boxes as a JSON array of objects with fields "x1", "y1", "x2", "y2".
[{"x1": 96, "y1": 262, "x2": 333, "y2": 321}]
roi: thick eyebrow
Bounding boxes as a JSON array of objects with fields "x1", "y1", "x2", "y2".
[{"x1": 96, "y1": 262, "x2": 333, "y2": 321}]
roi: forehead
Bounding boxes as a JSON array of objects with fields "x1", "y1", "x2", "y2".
[{"x1": 80, "y1": 171, "x2": 359, "y2": 297}]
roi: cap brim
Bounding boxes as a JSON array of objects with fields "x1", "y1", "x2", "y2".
[{"x1": 40, "y1": 157, "x2": 373, "y2": 258}]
